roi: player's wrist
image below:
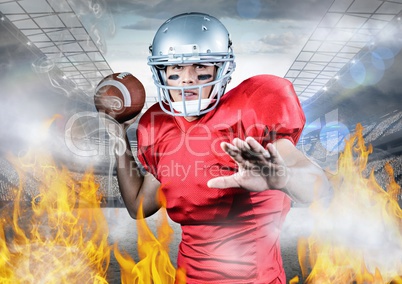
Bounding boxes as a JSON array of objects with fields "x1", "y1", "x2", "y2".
[{"x1": 276, "y1": 166, "x2": 291, "y2": 191}]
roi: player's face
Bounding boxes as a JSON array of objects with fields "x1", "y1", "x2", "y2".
[{"x1": 166, "y1": 64, "x2": 216, "y2": 102}]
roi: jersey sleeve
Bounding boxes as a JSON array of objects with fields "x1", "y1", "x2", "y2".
[
  {"x1": 236, "y1": 75, "x2": 306, "y2": 146},
  {"x1": 135, "y1": 104, "x2": 163, "y2": 177}
]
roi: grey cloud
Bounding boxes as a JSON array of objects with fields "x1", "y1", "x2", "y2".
[
  {"x1": 104, "y1": 0, "x2": 333, "y2": 28},
  {"x1": 258, "y1": 31, "x2": 307, "y2": 52}
]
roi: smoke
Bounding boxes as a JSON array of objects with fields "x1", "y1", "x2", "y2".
[
  {"x1": 304, "y1": 177, "x2": 402, "y2": 280},
  {"x1": 315, "y1": 207, "x2": 401, "y2": 279}
]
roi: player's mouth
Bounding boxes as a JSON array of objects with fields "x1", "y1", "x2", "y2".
[{"x1": 182, "y1": 91, "x2": 198, "y2": 100}]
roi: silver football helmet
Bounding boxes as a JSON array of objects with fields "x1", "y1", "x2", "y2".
[{"x1": 148, "y1": 12, "x2": 236, "y2": 116}]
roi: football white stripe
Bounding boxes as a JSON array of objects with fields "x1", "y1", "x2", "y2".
[{"x1": 95, "y1": 80, "x2": 132, "y2": 107}]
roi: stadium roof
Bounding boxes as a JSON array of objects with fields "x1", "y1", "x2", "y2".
[
  {"x1": 0, "y1": 0, "x2": 113, "y2": 95},
  {"x1": 284, "y1": 0, "x2": 402, "y2": 105}
]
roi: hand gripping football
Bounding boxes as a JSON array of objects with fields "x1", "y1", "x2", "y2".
[{"x1": 94, "y1": 72, "x2": 146, "y2": 123}]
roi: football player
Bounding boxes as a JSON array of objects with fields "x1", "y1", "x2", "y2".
[{"x1": 115, "y1": 12, "x2": 332, "y2": 283}]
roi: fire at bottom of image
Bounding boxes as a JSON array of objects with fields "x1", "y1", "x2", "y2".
[
  {"x1": 0, "y1": 151, "x2": 182, "y2": 282},
  {"x1": 0, "y1": 122, "x2": 401, "y2": 284}
]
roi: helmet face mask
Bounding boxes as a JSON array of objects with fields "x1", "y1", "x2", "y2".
[{"x1": 148, "y1": 12, "x2": 236, "y2": 117}]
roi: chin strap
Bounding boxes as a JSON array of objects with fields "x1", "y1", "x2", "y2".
[{"x1": 171, "y1": 99, "x2": 216, "y2": 116}]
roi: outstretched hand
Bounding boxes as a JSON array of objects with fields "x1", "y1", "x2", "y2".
[{"x1": 207, "y1": 137, "x2": 290, "y2": 192}]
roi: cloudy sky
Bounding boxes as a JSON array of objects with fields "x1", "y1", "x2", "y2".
[{"x1": 76, "y1": 0, "x2": 334, "y2": 93}]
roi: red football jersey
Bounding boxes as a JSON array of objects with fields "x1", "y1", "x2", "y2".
[{"x1": 137, "y1": 75, "x2": 305, "y2": 283}]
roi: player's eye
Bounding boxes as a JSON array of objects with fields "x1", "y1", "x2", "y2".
[
  {"x1": 195, "y1": 64, "x2": 206, "y2": 70},
  {"x1": 171, "y1": 65, "x2": 182, "y2": 70}
]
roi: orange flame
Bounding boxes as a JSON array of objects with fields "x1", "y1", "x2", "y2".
[
  {"x1": 298, "y1": 123, "x2": 402, "y2": 283},
  {"x1": 0, "y1": 115, "x2": 183, "y2": 283},
  {"x1": 113, "y1": 192, "x2": 186, "y2": 284},
  {"x1": 0, "y1": 151, "x2": 110, "y2": 283}
]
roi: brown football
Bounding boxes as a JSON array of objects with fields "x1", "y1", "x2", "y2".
[{"x1": 94, "y1": 72, "x2": 146, "y2": 123}]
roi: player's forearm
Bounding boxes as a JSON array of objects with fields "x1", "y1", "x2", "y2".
[
  {"x1": 281, "y1": 161, "x2": 332, "y2": 205},
  {"x1": 115, "y1": 135, "x2": 144, "y2": 218}
]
